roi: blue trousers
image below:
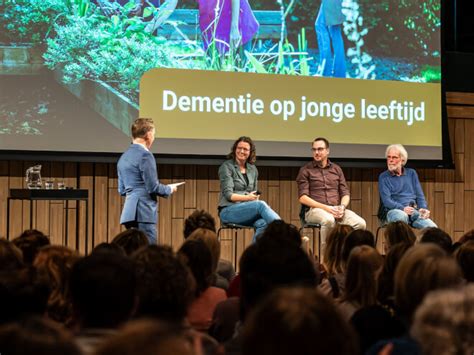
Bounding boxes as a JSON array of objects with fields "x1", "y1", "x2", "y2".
[
  {"x1": 315, "y1": 3, "x2": 346, "y2": 78},
  {"x1": 386, "y1": 209, "x2": 437, "y2": 229},
  {"x1": 220, "y1": 201, "x2": 280, "y2": 242}
]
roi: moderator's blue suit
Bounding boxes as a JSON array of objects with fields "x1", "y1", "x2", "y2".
[{"x1": 117, "y1": 143, "x2": 172, "y2": 244}]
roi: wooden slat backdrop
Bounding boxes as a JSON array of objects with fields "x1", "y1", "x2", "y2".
[{"x1": 1, "y1": 92, "x2": 474, "y2": 264}]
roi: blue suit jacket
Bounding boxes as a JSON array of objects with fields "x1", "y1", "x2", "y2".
[{"x1": 117, "y1": 144, "x2": 171, "y2": 224}]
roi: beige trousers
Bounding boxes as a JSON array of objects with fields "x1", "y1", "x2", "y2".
[{"x1": 305, "y1": 208, "x2": 366, "y2": 248}]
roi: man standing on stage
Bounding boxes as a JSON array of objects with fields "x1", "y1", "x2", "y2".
[
  {"x1": 378, "y1": 144, "x2": 437, "y2": 228},
  {"x1": 296, "y1": 137, "x2": 366, "y2": 248},
  {"x1": 117, "y1": 118, "x2": 177, "y2": 244}
]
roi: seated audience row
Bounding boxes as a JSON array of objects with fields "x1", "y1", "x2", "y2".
[{"x1": 0, "y1": 214, "x2": 473, "y2": 355}]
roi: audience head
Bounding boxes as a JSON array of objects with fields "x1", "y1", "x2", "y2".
[
  {"x1": 394, "y1": 244, "x2": 463, "y2": 320},
  {"x1": 0, "y1": 267, "x2": 50, "y2": 324},
  {"x1": 183, "y1": 210, "x2": 216, "y2": 239},
  {"x1": 420, "y1": 227, "x2": 453, "y2": 254},
  {"x1": 227, "y1": 136, "x2": 256, "y2": 164},
  {"x1": 178, "y1": 239, "x2": 213, "y2": 297},
  {"x1": 242, "y1": 287, "x2": 357, "y2": 355},
  {"x1": 133, "y1": 245, "x2": 195, "y2": 323},
  {"x1": 454, "y1": 240, "x2": 474, "y2": 282},
  {"x1": 384, "y1": 221, "x2": 416, "y2": 252},
  {"x1": 324, "y1": 224, "x2": 354, "y2": 275},
  {"x1": 341, "y1": 229, "x2": 375, "y2": 266},
  {"x1": 343, "y1": 246, "x2": 384, "y2": 307},
  {"x1": 95, "y1": 319, "x2": 196, "y2": 355},
  {"x1": 458, "y1": 228, "x2": 474, "y2": 244},
  {"x1": 411, "y1": 284, "x2": 474, "y2": 355},
  {"x1": 0, "y1": 316, "x2": 81, "y2": 355},
  {"x1": 258, "y1": 220, "x2": 302, "y2": 249},
  {"x1": 12, "y1": 230, "x2": 50, "y2": 265},
  {"x1": 351, "y1": 305, "x2": 405, "y2": 354},
  {"x1": 92, "y1": 242, "x2": 126, "y2": 256},
  {"x1": 187, "y1": 228, "x2": 220, "y2": 273},
  {"x1": 453, "y1": 228, "x2": 474, "y2": 252},
  {"x1": 377, "y1": 242, "x2": 412, "y2": 304},
  {"x1": 0, "y1": 238, "x2": 24, "y2": 271},
  {"x1": 112, "y1": 229, "x2": 148, "y2": 256},
  {"x1": 239, "y1": 240, "x2": 318, "y2": 321},
  {"x1": 70, "y1": 252, "x2": 136, "y2": 329},
  {"x1": 33, "y1": 245, "x2": 81, "y2": 324}
]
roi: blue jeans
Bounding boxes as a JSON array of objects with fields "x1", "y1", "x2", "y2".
[
  {"x1": 386, "y1": 209, "x2": 437, "y2": 229},
  {"x1": 315, "y1": 3, "x2": 346, "y2": 77},
  {"x1": 219, "y1": 201, "x2": 281, "y2": 242}
]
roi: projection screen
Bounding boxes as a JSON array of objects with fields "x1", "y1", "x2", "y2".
[{"x1": 0, "y1": 0, "x2": 448, "y2": 164}]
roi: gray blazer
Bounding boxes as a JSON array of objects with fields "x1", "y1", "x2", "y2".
[
  {"x1": 218, "y1": 159, "x2": 258, "y2": 208},
  {"x1": 117, "y1": 144, "x2": 172, "y2": 224}
]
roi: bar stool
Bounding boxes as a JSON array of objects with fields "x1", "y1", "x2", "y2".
[
  {"x1": 298, "y1": 205, "x2": 322, "y2": 259},
  {"x1": 375, "y1": 222, "x2": 387, "y2": 253},
  {"x1": 217, "y1": 222, "x2": 256, "y2": 266}
]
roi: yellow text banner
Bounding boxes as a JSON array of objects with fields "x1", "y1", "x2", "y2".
[{"x1": 140, "y1": 69, "x2": 442, "y2": 146}]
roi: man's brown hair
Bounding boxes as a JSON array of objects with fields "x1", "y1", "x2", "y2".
[
  {"x1": 131, "y1": 118, "x2": 154, "y2": 139},
  {"x1": 313, "y1": 137, "x2": 330, "y2": 148}
]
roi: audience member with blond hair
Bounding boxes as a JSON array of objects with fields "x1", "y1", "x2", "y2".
[
  {"x1": 187, "y1": 228, "x2": 229, "y2": 290},
  {"x1": 411, "y1": 284, "x2": 474, "y2": 355},
  {"x1": 184, "y1": 210, "x2": 235, "y2": 288}
]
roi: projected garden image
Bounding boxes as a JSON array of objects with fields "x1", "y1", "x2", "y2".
[
  {"x1": 0, "y1": 0, "x2": 442, "y2": 147},
  {"x1": 1, "y1": 0, "x2": 441, "y2": 99}
]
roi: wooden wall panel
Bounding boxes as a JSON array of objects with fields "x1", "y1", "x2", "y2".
[
  {"x1": 79, "y1": 163, "x2": 93, "y2": 254},
  {"x1": 64, "y1": 162, "x2": 78, "y2": 249},
  {"x1": 1, "y1": 92, "x2": 474, "y2": 265},
  {"x1": 107, "y1": 166, "x2": 122, "y2": 242},
  {"x1": 184, "y1": 165, "x2": 197, "y2": 209},
  {"x1": 0, "y1": 162, "x2": 9, "y2": 238},
  {"x1": 465, "y1": 120, "x2": 474, "y2": 190}
]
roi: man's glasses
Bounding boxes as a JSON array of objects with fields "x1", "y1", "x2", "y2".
[{"x1": 311, "y1": 147, "x2": 326, "y2": 152}]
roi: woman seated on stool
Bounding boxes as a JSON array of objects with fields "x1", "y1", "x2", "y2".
[{"x1": 218, "y1": 136, "x2": 280, "y2": 242}]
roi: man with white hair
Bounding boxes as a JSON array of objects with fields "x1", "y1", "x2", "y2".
[{"x1": 378, "y1": 144, "x2": 437, "y2": 228}]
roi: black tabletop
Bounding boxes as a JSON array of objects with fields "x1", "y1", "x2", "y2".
[{"x1": 9, "y1": 189, "x2": 88, "y2": 200}]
